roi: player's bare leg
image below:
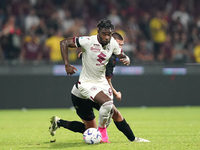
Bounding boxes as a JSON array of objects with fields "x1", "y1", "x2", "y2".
[
  {"x1": 112, "y1": 105, "x2": 123, "y2": 122},
  {"x1": 81, "y1": 118, "x2": 97, "y2": 129}
]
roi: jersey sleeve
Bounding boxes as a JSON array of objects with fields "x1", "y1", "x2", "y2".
[
  {"x1": 74, "y1": 36, "x2": 91, "y2": 48},
  {"x1": 112, "y1": 38, "x2": 122, "y2": 56},
  {"x1": 105, "y1": 61, "x2": 114, "y2": 78},
  {"x1": 105, "y1": 54, "x2": 116, "y2": 78}
]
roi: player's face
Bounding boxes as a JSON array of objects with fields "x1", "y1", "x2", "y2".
[
  {"x1": 98, "y1": 28, "x2": 112, "y2": 46},
  {"x1": 116, "y1": 39, "x2": 124, "y2": 49}
]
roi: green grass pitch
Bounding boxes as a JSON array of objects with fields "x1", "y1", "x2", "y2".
[{"x1": 0, "y1": 106, "x2": 199, "y2": 150}]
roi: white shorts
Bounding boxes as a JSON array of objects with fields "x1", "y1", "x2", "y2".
[
  {"x1": 77, "y1": 79, "x2": 113, "y2": 101},
  {"x1": 71, "y1": 84, "x2": 86, "y2": 99}
]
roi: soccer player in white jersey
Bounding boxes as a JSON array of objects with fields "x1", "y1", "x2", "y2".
[
  {"x1": 60, "y1": 19, "x2": 130, "y2": 143},
  {"x1": 49, "y1": 28, "x2": 150, "y2": 142}
]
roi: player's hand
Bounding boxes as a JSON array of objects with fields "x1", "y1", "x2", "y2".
[
  {"x1": 65, "y1": 64, "x2": 78, "y2": 75},
  {"x1": 115, "y1": 91, "x2": 122, "y2": 101},
  {"x1": 120, "y1": 56, "x2": 130, "y2": 66}
]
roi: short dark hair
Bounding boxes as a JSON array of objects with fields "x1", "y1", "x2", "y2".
[
  {"x1": 97, "y1": 18, "x2": 115, "y2": 31},
  {"x1": 112, "y1": 32, "x2": 123, "y2": 41}
]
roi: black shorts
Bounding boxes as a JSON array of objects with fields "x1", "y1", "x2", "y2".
[{"x1": 71, "y1": 93, "x2": 100, "y2": 121}]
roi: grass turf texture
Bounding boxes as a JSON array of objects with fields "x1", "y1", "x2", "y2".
[{"x1": 0, "y1": 107, "x2": 199, "y2": 150}]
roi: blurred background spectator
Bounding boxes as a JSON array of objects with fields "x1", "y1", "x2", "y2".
[
  {"x1": 0, "y1": 0, "x2": 200, "y2": 65},
  {"x1": 160, "y1": 34, "x2": 173, "y2": 63},
  {"x1": 150, "y1": 10, "x2": 168, "y2": 61},
  {"x1": 136, "y1": 38, "x2": 154, "y2": 63},
  {"x1": 20, "y1": 31, "x2": 42, "y2": 65},
  {"x1": 0, "y1": 15, "x2": 22, "y2": 62},
  {"x1": 107, "y1": 8, "x2": 122, "y2": 26},
  {"x1": 171, "y1": 5, "x2": 190, "y2": 31},
  {"x1": 44, "y1": 30, "x2": 64, "y2": 64},
  {"x1": 193, "y1": 41, "x2": 200, "y2": 63},
  {"x1": 25, "y1": 8, "x2": 40, "y2": 32}
]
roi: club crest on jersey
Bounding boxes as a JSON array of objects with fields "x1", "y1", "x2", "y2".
[
  {"x1": 90, "y1": 86, "x2": 97, "y2": 91},
  {"x1": 106, "y1": 44, "x2": 110, "y2": 52},
  {"x1": 91, "y1": 44, "x2": 101, "y2": 52}
]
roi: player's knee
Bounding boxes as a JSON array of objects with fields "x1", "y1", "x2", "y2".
[
  {"x1": 84, "y1": 119, "x2": 97, "y2": 129},
  {"x1": 99, "y1": 101, "x2": 113, "y2": 116}
]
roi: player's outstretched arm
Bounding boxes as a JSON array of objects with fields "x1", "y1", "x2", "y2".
[
  {"x1": 106, "y1": 76, "x2": 122, "y2": 101},
  {"x1": 117, "y1": 53, "x2": 130, "y2": 66},
  {"x1": 60, "y1": 37, "x2": 78, "y2": 75}
]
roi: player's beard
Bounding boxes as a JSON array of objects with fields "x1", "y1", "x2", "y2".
[
  {"x1": 102, "y1": 40, "x2": 109, "y2": 46},
  {"x1": 98, "y1": 35, "x2": 109, "y2": 46}
]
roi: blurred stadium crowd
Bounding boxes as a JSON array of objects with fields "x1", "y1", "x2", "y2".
[{"x1": 0, "y1": 0, "x2": 200, "y2": 65}]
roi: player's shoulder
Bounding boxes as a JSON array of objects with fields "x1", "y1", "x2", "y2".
[
  {"x1": 78, "y1": 35, "x2": 97, "y2": 45},
  {"x1": 76, "y1": 35, "x2": 92, "y2": 47},
  {"x1": 110, "y1": 37, "x2": 119, "y2": 47},
  {"x1": 79, "y1": 35, "x2": 96, "y2": 40},
  {"x1": 78, "y1": 36, "x2": 91, "y2": 41},
  {"x1": 110, "y1": 36, "x2": 117, "y2": 42}
]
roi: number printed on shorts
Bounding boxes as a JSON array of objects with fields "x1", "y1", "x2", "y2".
[{"x1": 108, "y1": 88, "x2": 112, "y2": 96}]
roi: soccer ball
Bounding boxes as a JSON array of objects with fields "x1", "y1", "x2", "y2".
[{"x1": 83, "y1": 128, "x2": 101, "y2": 144}]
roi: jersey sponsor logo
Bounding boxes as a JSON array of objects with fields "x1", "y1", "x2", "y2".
[
  {"x1": 94, "y1": 44, "x2": 100, "y2": 46},
  {"x1": 91, "y1": 44, "x2": 101, "y2": 52},
  {"x1": 96, "y1": 52, "x2": 106, "y2": 66},
  {"x1": 96, "y1": 63, "x2": 105, "y2": 66},
  {"x1": 90, "y1": 47, "x2": 100, "y2": 52}
]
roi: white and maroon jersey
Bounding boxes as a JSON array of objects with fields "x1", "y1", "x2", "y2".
[{"x1": 74, "y1": 35, "x2": 121, "y2": 82}]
